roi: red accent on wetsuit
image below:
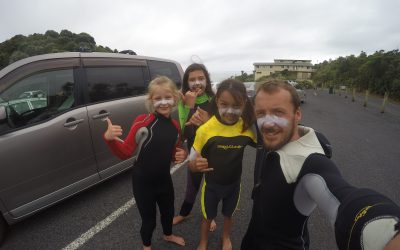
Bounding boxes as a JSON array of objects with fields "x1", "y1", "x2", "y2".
[
  {"x1": 103, "y1": 112, "x2": 183, "y2": 246},
  {"x1": 103, "y1": 113, "x2": 182, "y2": 164}
]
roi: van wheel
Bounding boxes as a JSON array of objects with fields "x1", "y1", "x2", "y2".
[{"x1": 0, "y1": 216, "x2": 7, "y2": 246}]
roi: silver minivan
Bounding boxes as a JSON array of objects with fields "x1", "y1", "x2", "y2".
[{"x1": 0, "y1": 52, "x2": 183, "y2": 244}]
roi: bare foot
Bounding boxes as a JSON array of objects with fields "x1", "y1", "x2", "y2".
[
  {"x1": 209, "y1": 219, "x2": 217, "y2": 232},
  {"x1": 222, "y1": 237, "x2": 232, "y2": 250},
  {"x1": 163, "y1": 234, "x2": 185, "y2": 246},
  {"x1": 143, "y1": 245, "x2": 151, "y2": 250},
  {"x1": 173, "y1": 215, "x2": 186, "y2": 225},
  {"x1": 197, "y1": 242, "x2": 207, "y2": 250}
]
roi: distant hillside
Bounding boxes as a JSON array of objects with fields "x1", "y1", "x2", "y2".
[{"x1": 0, "y1": 29, "x2": 117, "y2": 70}]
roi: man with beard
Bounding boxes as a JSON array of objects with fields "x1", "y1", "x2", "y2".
[{"x1": 241, "y1": 80, "x2": 400, "y2": 250}]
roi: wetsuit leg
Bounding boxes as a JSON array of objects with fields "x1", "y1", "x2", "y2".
[
  {"x1": 201, "y1": 181, "x2": 220, "y2": 220},
  {"x1": 132, "y1": 174, "x2": 156, "y2": 246},
  {"x1": 222, "y1": 183, "x2": 241, "y2": 217},
  {"x1": 157, "y1": 175, "x2": 175, "y2": 236},
  {"x1": 179, "y1": 169, "x2": 203, "y2": 216}
]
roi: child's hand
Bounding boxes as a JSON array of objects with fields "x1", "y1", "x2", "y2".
[
  {"x1": 189, "y1": 155, "x2": 214, "y2": 172},
  {"x1": 104, "y1": 118, "x2": 123, "y2": 142},
  {"x1": 185, "y1": 107, "x2": 210, "y2": 126},
  {"x1": 174, "y1": 148, "x2": 187, "y2": 163},
  {"x1": 180, "y1": 90, "x2": 199, "y2": 109}
]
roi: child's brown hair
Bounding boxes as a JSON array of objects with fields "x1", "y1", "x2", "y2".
[{"x1": 210, "y1": 79, "x2": 255, "y2": 132}]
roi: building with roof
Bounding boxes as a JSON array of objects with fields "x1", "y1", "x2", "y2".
[{"x1": 253, "y1": 59, "x2": 314, "y2": 81}]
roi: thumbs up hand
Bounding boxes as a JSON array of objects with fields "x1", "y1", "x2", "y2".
[
  {"x1": 174, "y1": 147, "x2": 187, "y2": 163},
  {"x1": 104, "y1": 118, "x2": 123, "y2": 142}
]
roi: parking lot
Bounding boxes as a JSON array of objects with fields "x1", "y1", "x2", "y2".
[{"x1": 1, "y1": 88, "x2": 400, "y2": 250}]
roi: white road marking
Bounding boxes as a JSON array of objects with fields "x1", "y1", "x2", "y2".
[{"x1": 62, "y1": 162, "x2": 187, "y2": 250}]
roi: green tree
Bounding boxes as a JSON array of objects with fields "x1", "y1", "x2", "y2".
[
  {"x1": 312, "y1": 49, "x2": 400, "y2": 101},
  {"x1": 0, "y1": 30, "x2": 118, "y2": 70},
  {"x1": 9, "y1": 50, "x2": 29, "y2": 64}
]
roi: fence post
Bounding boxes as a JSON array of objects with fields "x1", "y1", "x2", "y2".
[
  {"x1": 363, "y1": 90, "x2": 369, "y2": 107},
  {"x1": 380, "y1": 92, "x2": 389, "y2": 113}
]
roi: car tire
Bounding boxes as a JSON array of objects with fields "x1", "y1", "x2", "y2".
[{"x1": 0, "y1": 216, "x2": 7, "y2": 246}]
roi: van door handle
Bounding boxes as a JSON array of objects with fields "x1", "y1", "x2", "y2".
[
  {"x1": 64, "y1": 118, "x2": 84, "y2": 128},
  {"x1": 92, "y1": 111, "x2": 110, "y2": 120}
]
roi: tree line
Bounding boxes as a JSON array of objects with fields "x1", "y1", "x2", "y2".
[
  {"x1": 0, "y1": 29, "x2": 116, "y2": 70},
  {"x1": 312, "y1": 50, "x2": 400, "y2": 101}
]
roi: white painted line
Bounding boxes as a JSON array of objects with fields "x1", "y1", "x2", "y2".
[{"x1": 62, "y1": 161, "x2": 187, "y2": 250}]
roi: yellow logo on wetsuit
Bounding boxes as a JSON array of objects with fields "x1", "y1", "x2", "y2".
[
  {"x1": 354, "y1": 205, "x2": 372, "y2": 222},
  {"x1": 217, "y1": 145, "x2": 243, "y2": 150}
]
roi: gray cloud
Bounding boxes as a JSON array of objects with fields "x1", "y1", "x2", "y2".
[{"x1": 1, "y1": 0, "x2": 399, "y2": 80}]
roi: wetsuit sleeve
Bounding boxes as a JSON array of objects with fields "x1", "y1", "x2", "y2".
[
  {"x1": 295, "y1": 154, "x2": 400, "y2": 250},
  {"x1": 178, "y1": 99, "x2": 191, "y2": 131},
  {"x1": 103, "y1": 114, "x2": 148, "y2": 160},
  {"x1": 171, "y1": 119, "x2": 183, "y2": 162},
  {"x1": 192, "y1": 126, "x2": 206, "y2": 156},
  {"x1": 294, "y1": 154, "x2": 351, "y2": 226},
  {"x1": 334, "y1": 188, "x2": 400, "y2": 250}
]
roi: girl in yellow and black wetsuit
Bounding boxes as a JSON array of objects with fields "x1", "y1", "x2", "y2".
[{"x1": 189, "y1": 79, "x2": 256, "y2": 250}]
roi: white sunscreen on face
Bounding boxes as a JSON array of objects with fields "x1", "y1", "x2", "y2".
[
  {"x1": 153, "y1": 99, "x2": 174, "y2": 108},
  {"x1": 218, "y1": 107, "x2": 242, "y2": 117},
  {"x1": 189, "y1": 80, "x2": 206, "y2": 90},
  {"x1": 257, "y1": 115, "x2": 288, "y2": 129}
]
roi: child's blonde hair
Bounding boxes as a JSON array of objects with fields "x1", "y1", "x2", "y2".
[{"x1": 145, "y1": 76, "x2": 180, "y2": 112}]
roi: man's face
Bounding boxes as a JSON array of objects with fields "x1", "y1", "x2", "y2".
[{"x1": 254, "y1": 88, "x2": 301, "y2": 151}]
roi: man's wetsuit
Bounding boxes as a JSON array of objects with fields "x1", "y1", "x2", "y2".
[
  {"x1": 105, "y1": 112, "x2": 181, "y2": 247},
  {"x1": 241, "y1": 126, "x2": 400, "y2": 250},
  {"x1": 192, "y1": 115, "x2": 256, "y2": 219}
]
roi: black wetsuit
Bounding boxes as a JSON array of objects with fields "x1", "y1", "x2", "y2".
[
  {"x1": 241, "y1": 126, "x2": 400, "y2": 250},
  {"x1": 178, "y1": 98, "x2": 211, "y2": 217},
  {"x1": 105, "y1": 112, "x2": 181, "y2": 247}
]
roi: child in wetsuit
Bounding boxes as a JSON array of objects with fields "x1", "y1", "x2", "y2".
[
  {"x1": 189, "y1": 79, "x2": 256, "y2": 250},
  {"x1": 173, "y1": 63, "x2": 217, "y2": 231},
  {"x1": 103, "y1": 76, "x2": 186, "y2": 250}
]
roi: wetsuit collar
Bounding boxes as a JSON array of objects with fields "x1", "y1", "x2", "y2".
[
  {"x1": 276, "y1": 126, "x2": 325, "y2": 183},
  {"x1": 215, "y1": 113, "x2": 242, "y2": 126},
  {"x1": 196, "y1": 93, "x2": 211, "y2": 104},
  {"x1": 154, "y1": 112, "x2": 171, "y2": 120}
]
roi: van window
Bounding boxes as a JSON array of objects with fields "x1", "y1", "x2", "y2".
[
  {"x1": 0, "y1": 69, "x2": 75, "y2": 134},
  {"x1": 86, "y1": 66, "x2": 146, "y2": 103},
  {"x1": 148, "y1": 60, "x2": 182, "y2": 88}
]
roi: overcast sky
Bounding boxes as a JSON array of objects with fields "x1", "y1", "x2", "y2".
[{"x1": 1, "y1": 0, "x2": 399, "y2": 80}]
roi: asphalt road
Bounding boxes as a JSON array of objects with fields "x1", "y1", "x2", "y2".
[{"x1": 1, "y1": 89, "x2": 399, "y2": 250}]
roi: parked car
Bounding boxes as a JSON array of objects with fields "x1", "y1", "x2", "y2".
[
  {"x1": 294, "y1": 84, "x2": 306, "y2": 103},
  {"x1": 211, "y1": 81, "x2": 220, "y2": 94},
  {"x1": 285, "y1": 80, "x2": 305, "y2": 103},
  {"x1": 0, "y1": 52, "x2": 183, "y2": 245},
  {"x1": 243, "y1": 82, "x2": 256, "y2": 98},
  {"x1": 286, "y1": 80, "x2": 298, "y2": 86}
]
